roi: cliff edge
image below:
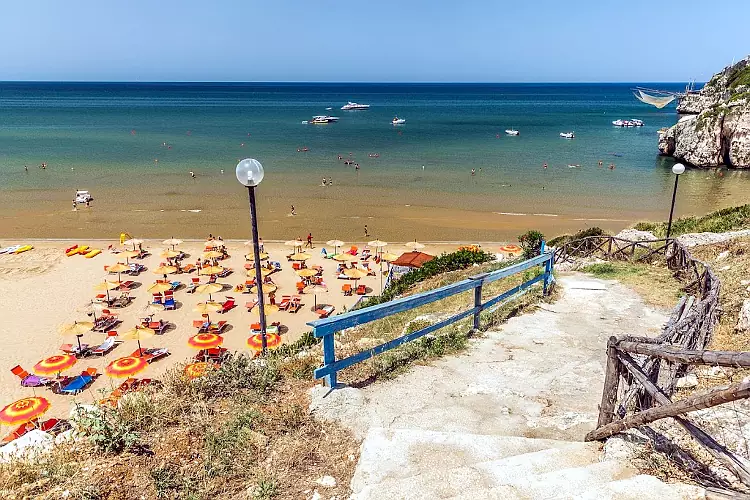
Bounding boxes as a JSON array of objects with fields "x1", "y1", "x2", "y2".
[{"x1": 658, "y1": 56, "x2": 750, "y2": 168}]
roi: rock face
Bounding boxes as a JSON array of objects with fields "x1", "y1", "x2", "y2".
[{"x1": 659, "y1": 55, "x2": 750, "y2": 168}]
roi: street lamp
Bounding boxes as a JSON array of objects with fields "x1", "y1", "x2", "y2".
[
  {"x1": 236, "y1": 158, "x2": 267, "y2": 353},
  {"x1": 666, "y1": 163, "x2": 685, "y2": 239}
]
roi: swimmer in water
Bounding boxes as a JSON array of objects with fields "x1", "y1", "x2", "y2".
[
  {"x1": 471, "y1": 168, "x2": 476, "y2": 176},
  {"x1": 609, "y1": 163, "x2": 615, "y2": 170},
  {"x1": 422, "y1": 165, "x2": 425, "y2": 170},
  {"x1": 322, "y1": 177, "x2": 327, "y2": 186},
  {"x1": 355, "y1": 164, "x2": 360, "y2": 171},
  {"x1": 24, "y1": 165, "x2": 28, "y2": 172},
  {"x1": 543, "y1": 163, "x2": 548, "y2": 169},
  {"x1": 598, "y1": 160, "x2": 603, "y2": 167},
  {"x1": 328, "y1": 177, "x2": 332, "y2": 185},
  {"x1": 220, "y1": 169, "x2": 224, "y2": 174},
  {"x1": 190, "y1": 171, "x2": 196, "y2": 179}
]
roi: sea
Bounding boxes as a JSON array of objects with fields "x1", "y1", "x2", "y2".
[{"x1": 1, "y1": 82, "x2": 748, "y2": 241}]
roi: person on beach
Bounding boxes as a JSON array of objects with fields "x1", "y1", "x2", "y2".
[
  {"x1": 190, "y1": 171, "x2": 196, "y2": 180},
  {"x1": 72, "y1": 199, "x2": 77, "y2": 211},
  {"x1": 259, "y1": 238, "x2": 264, "y2": 253},
  {"x1": 306, "y1": 233, "x2": 313, "y2": 248},
  {"x1": 355, "y1": 164, "x2": 360, "y2": 171},
  {"x1": 364, "y1": 225, "x2": 370, "y2": 238},
  {"x1": 290, "y1": 205, "x2": 296, "y2": 216},
  {"x1": 86, "y1": 199, "x2": 91, "y2": 208},
  {"x1": 321, "y1": 177, "x2": 327, "y2": 186},
  {"x1": 328, "y1": 177, "x2": 332, "y2": 185}
]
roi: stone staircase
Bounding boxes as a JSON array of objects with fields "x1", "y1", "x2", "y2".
[
  {"x1": 311, "y1": 275, "x2": 708, "y2": 499},
  {"x1": 350, "y1": 428, "x2": 704, "y2": 499}
]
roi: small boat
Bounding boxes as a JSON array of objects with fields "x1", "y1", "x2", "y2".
[
  {"x1": 341, "y1": 102, "x2": 370, "y2": 110},
  {"x1": 560, "y1": 132, "x2": 575, "y2": 139},
  {"x1": 75, "y1": 190, "x2": 93, "y2": 204},
  {"x1": 392, "y1": 117, "x2": 406, "y2": 125},
  {"x1": 631, "y1": 119, "x2": 644, "y2": 126},
  {"x1": 309, "y1": 115, "x2": 339, "y2": 124},
  {"x1": 325, "y1": 107, "x2": 332, "y2": 111},
  {"x1": 612, "y1": 119, "x2": 644, "y2": 127},
  {"x1": 505, "y1": 129, "x2": 520, "y2": 136}
]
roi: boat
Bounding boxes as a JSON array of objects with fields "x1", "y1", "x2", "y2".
[
  {"x1": 341, "y1": 102, "x2": 370, "y2": 110},
  {"x1": 631, "y1": 119, "x2": 644, "y2": 126},
  {"x1": 392, "y1": 117, "x2": 406, "y2": 125},
  {"x1": 560, "y1": 132, "x2": 575, "y2": 139},
  {"x1": 612, "y1": 119, "x2": 644, "y2": 127},
  {"x1": 309, "y1": 115, "x2": 340, "y2": 124},
  {"x1": 75, "y1": 190, "x2": 93, "y2": 204},
  {"x1": 505, "y1": 129, "x2": 520, "y2": 136}
]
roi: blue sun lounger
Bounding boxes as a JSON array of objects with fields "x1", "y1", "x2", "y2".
[{"x1": 60, "y1": 374, "x2": 93, "y2": 395}]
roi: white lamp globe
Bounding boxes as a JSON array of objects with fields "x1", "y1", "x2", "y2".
[
  {"x1": 236, "y1": 158, "x2": 264, "y2": 187},
  {"x1": 672, "y1": 163, "x2": 685, "y2": 175}
]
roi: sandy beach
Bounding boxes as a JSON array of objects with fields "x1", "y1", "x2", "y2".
[{"x1": 0, "y1": 238, "x2": 478, "y2": 421}]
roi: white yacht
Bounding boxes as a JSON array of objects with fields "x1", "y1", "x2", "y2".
[
  {"x1": 341, "y1": 102, "x2": 370, "y2": 110},
  {"x1": 392, "y1": 117, "x2": 406, "y2": 125},
  {"x1": 505, "y1": 129, "x2": 520, "y2": 136},
  {"x1": 310, "y1": 115, "x2": 340, "y2": 124},
  {"x1": 560, "y1": 132, "x2": 575, "y2": 139}
]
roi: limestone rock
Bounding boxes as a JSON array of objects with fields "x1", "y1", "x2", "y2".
[
  {"x1": 315, "y1": 475, "x2": 337, "y2": 488},
  {"x1": 737, "y1": 299, "x2": 750, "y2": 332},
  {"x1": 675, "y1": 373, "x2": 699, "y2": 388},
  {"x1": 614, "y1": 229, "x2": 657, "y2": 241}
]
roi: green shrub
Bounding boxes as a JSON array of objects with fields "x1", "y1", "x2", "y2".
[
  {"x1": 634, "y1": 204, "x2": 750, "y2": 237},
  {"x1": 73, "y1": 405, "x2": 139, "y2": 454},
  {"x1": 518, "y1": 230, "x2": 545, "y2": 259},
  {"x1": 583, "y1": 263, "x2": 617, "y2": 276}
]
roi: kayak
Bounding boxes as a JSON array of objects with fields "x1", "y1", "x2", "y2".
[
  {"x1": 84, "y1": 248, "x2": 101, "y2": 259},
  {"x1": 14, "y1": 245, "x2": 33, "y2": 254}
]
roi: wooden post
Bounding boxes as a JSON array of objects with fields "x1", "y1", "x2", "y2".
[
  {"x1": 597, "y1": 336, "x2": 621, "y2": 428},
  {"x1": 469, "y1": 274, "x2": 488, "y2": 331},
  {"x1": 321, "y1": 331, "x2": 337, "y2": 388}
]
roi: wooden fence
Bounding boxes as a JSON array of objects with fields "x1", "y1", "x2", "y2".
[
  {"x1": 308, "y1": 251, "x2": 553, "y2": 388},
  {"x1": 562, "y1": 237, "x2": 750, "y2": 488}
]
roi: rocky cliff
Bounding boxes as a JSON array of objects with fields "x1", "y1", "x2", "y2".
[{"x1": 659, "y1": 56, "x2": 750, "y2": 168}]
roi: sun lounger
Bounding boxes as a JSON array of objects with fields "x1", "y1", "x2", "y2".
[
  {"x1": 10, "y1": 365, "x2": 49, "y2": 388},
  {"x1": 118, "y1": 280, "x2": 135, "y2": 291},
  {"x1": 296, "y1": 281, "x2": 306, "y2": 293},
  {"x1": 91, "y1": 336, "x2": 119, "y2": 355},
  {"x1": 93, "y1": 315, "x2": 119, "y2": 332},
  {"x1": 316, "y1": 305, "x2": 335, "y2": 319},
  {"x1": 194, "y1": 348, "x2": 228, "y2": 363},
  {"x1": 356, "y1": 284, "x2": 367, "y2": 295},
  {"x1": 181, "y1": 263, "x2": 195, "y2": 273},
  {"x1": 218, "y1": 267, "x2": 232, "y2": 278},
  {"x1": 342, "y1": 284, "x2": 353, "y2": 296},
  {"x1": 245, "y1": 299, "x2": 258, "y2": 311},
  {"x1": 219, "y1": 297, "x2": 235, "y2": 313},
  {"x1": 347, "y1": 246, "x2": 358, "y2": 255},
  {"x1": 163, "y1": 297, "x2": 176, "y2": 310},
  {"x1": 207, "y1": 321, "x2": 228, "y2": 333},
  {"x1": 278, "y1": 295, "x2": 291, "y2": 311},
  {"x1": 110, "y1": 293, "x2": 131, "y2": 308},
  {"x1": 128, "y1": 263, "x2": 145, "y2": 275},
  {"x1": 60, "y1": 343, "x2": 90, "y2": 357},
  {"x1": 59, "y1": 368, "x2": 96, "y2": 395},
  {"x1": 132, "y1": 347, "x2": 170, "y2": 363},
  {"x1": 148, "y1": 320, "x2": 169, "y2": 334},
  {"x1": 289, "y1": 296, "x2": 302, "y2": 313}
]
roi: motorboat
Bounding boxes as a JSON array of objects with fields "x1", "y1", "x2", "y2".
[
  {"x1": 310, "y1": 115, "x2": 340, "y2": 124},
  {"x1": 392, "y1": 117, "x2": 406, "y2": 125},
  {"x1": 612, "y1": 119, "x2": 644, "y2": 127},
  {"x1": 560, "y1": 132, "x2": 575, "y2": 139},
  {"x1": 631, "y1": 119, "x2": 644, "y2": 126},
  {"x1": 505, "y1": 129, "x2": 520, "y2": 136},
  {"x1": 75, "y1": 190, "x2": 93, "y2": 204},
  {"x1": 341, "y1": 102, "x2": 370, "y2": 110}
]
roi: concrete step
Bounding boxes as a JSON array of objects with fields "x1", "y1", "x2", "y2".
[
  {"x1": 354, "y1": 445, "x2": 622, "y2": 499},
  {"x1": 352, "y1": 427, "x2": 600, "y2": 490},
  {"x1": 577, "y1": 475, "x2": 706, "y2": 500}
]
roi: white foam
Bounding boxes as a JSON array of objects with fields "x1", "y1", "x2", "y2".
[
  {"x1": 573, "y1": 218, "x2": 627, "y2": 222},
  {"x1": 533, "y1": 213, "x2": 559, "y2": 217},
  {"x1": 495, "y1": 212, "x2": 526, "y2": 216}
]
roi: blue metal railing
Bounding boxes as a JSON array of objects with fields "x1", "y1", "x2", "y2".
[{"x1": 308, "y1": 248, "x2": 554, "y2": 387}]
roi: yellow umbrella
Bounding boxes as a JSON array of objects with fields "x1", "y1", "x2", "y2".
[
  {"x1": 202, "y1": 250, "x2": 224, "y2": 260},
  {"x1": 161, "y1": 250, "x2": 180, "y2": 259},
  {"x1": 250, "y1": 284, "x2": 277, "y2": 294},
  {"x1": 245, "y1": 252, "x2": 269, "y2": 260},
  {"x1": 118, "y1": 250, "x2": 140, "y2": 263},
  {"x1": 380, "y1": 252, "x2": 399, "y2": 262},
  {"x1": 204, "y1": 240, "x2": 224, "y2": 248},
  {"x1": 326, "y1": 239, "x2": 345, "y2": 253},
  {"x1": 246, "y1": 267, "x2": 273, "y2": 277},
  {"x1": 194, "y1": 302, "x2": 222, "y2": 314},
  {"x1": 119, "y1": 326, "x2": 155, "y2": 356},
  {"x1": 93, "y1": 280, "x2": 121, "y2": 301},
  {"x1": 285, "y1": 239, "x2": 303, "y2": 248},
  {"x1": 152, "y1": 265, "x2": 177, "y2": 276},
  {"x1": 162, "y1": 238, "x2": 183, "y2": 249},
  {"x1": 405, "y1": 241, "x2": 426, "y2": 250},
  {"x1": 59, "y1": 321, "x2": 94, "y2": 336},
  {"x1": 196, "y1": 283, "x2": 223, "y2": 301},
  {"x1": 333, "y1": 253, "x2": 357, "y2": 262},
  {"x1": 296, "y1": 269, "x2": 318, "y2": 278},
  {"x1": 304, "y1": 283, "x2": 328, "y2": 310},
  {"x1": 199, "y1": 265, "x2": 224, "y2": 276},
  {"x1": 289, "y1": 253, "x2": 311, "y2": 261},
  {"x1": 249, "y1": 304, "x2": 279, "y2": 317},
  {"x1": 106, "y1": 263, "x2": 130, "y2": 281},
  {"x1": 123, "y1": 238, "x2": 143, "y2": 250},
  {"x1": 344, "y1": 268, "x2": 368, "y2": 280},
  {"x1": 148, "y1": 282, "x2": 171, "y2": 293}
]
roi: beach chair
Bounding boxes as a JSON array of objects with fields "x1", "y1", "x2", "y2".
[
  {"x1": 278, "y1": 295, "x2": 291, "y2": 311},
  {"x1": 182, "y1": 263, "x2": 195, "y2": 273},
  {"x1": 60, "y1": 343, "x2": 90, "y2": 357},
  {"x1": 133, "y1": 348, "x2": 170, "y2": 363},
  {"x1": 209, "y1": 321, "x2": 228, "y2": 334},
  {"x1": 272, "y1": 261, "x2": 282, "y2": 271},
  {"x1": 118, "y1": 280, "x2": 135, "y2": 291},
  {"x1": 152, "y1": 293, "x2": 163, "y2": 304},
  {"x1": 128, "y1": 263, "x2": 145, "y2": 275},
  {"x1": 296, "y1": 281, "x2": 306, "y2": 293},
  {"x1": 356, "y1": 284, "x2": 367, "y2": 295},
  {"x1": 170, "y1": 281, "x2": 181, "y2": 291},
  {"x1": 10, "y1": 365, "x2": 49, "y2": 388},
  {"x1": 148, "y1": 320, "x2": 168, "y2": 335},
  {"x1": 347, "y1": 246, "x2": 358, "y2": 255},
  {"x1": 59, "y1": 368, "x2": 96, "y2": 395},
  {"x1": 250, "y1": 322, "x2": 262, "y2": 334},
  {"x1": 361, "y1": 249, "x2": 371, "y2": 261},
  {"x1": 292, "y1": 262, "x2": 301, "y2": 271},
  {"x1": 244, "y1": 298, "x2": 258, "y2": 312},
  {"x1": 163, "y1": 297, "x2": 176, "y2": 310},
  {"x1": 342, "y1": 284, "x2": 353, "y2": 296},
  {"x1": 316, "y1": 305, "x2": 335, "y2": 319},
  {"x1": 219, "y1": 297, "x2": 235, "y2": 313},
  {"x1": 218, "y1": 267, "x2": 232, "y2": 278},
  {"x1": 91, "y1": 335, "x2": 119, "y2": 356},
  {"x1": 289, "y1": 296, "x2": 302, "y2": 313}
]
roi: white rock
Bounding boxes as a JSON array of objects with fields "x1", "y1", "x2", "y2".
[
  {"x1": 315, "y1": 475, "x2": 337, "y2": 488},
  {"x1": 676, "y1": 373, "x2": 699, "y2": 388},
  {"x1": 716, "y1": 251, "x2": 730, "y2": 261},
  {"x1": 718, "y1": 265, "x2": 731, "y2": 271},
  {"x1": 738, "y1": 299, "x2": 750, "y2": 332},
  {"x1": 741, "y1": 280, "x2": 750, "y2": 286},
  {"x1": 614, "y1": 229, "x2": 657, "y2": 241},
  {"x1": 309, "y1": 490, "x2": 322, "y2": 500}
]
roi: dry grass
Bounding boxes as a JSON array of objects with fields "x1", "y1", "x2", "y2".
[{"x1": 580, "y1": 261, "x2": 684, "y2": 309}]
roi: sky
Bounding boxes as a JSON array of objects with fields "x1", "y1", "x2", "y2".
[{"x1": 1, "y1": 0, "x2": 748, "y2": 83}]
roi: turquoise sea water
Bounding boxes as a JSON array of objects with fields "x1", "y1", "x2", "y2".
[{"x1": 1, "y1": 82, "x2": 747, "y2": 234}]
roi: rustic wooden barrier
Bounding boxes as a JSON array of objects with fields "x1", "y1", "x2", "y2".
[{"x1": 557, "y1": 236, "x2": 750, "y2": 488}]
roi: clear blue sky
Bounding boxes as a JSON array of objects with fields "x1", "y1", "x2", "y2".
[{"x1": 1, "y1": 0, "x2": 748, "y2": 82}]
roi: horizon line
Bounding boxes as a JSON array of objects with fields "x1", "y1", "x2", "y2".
[{"x1": 0, "y1": 80, "x2": 701, "y2": 85}]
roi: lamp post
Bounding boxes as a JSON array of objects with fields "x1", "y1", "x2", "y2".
[
  {"x1": 666, "y1": 163, "x2": 685, "y2": 240},
  {"x1": 236, "y1": 158, "x2": 267, "y2": 353}
]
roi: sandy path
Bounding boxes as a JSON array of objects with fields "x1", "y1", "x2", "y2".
[{"x1": 0, "y1": 238, "x2": 469, "y2": 420}]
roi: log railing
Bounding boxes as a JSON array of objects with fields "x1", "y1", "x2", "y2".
[{"x1": 557, "y1": 236, "x2": 750, "y2": 488}]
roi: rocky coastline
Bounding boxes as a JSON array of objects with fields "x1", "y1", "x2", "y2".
[{"x1": 658, "y1": 56, "x2": 750, "y2": 168}]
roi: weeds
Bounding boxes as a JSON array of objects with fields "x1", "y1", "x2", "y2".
[
  {"x1": 580, "y1": 261, "x2": 683, "y2": 308},
  {"x1": 73, "y1": 404, "x2": 139, "y2": 454},
  {"x1": 634, "y1": 204, "x2": 750, "y2": 237}
]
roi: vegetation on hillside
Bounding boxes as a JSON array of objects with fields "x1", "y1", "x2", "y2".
[
  {"x1": 581, "y1": 262, "x2": 684, "y2": 309},
  {"x1": 634, "y1": 204, "x2": 750, "y2": 237}
]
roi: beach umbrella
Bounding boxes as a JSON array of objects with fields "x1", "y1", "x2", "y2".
[
  {"x1": 0, "y1": 397, "x2": 51, "y2": 426},
  {"x1": 93, "y1": 280, "x2": 121, "y2": 302},
  {"x1": 187, "y1": 333, "x2": 223, "y2": 350},
  {"x1": 250, "y1": 284, "x2": 277, "y2": 294},
  {"x1": 78, "y1": 301, "x2": 104, "y2": 322},
  {"x1": 326, "y1": 239, "x2": 345, "y2": 253},
  {"x1": 304, "y1": 283, "x2": 327, "y2": 310},
  {"x1": 380, "y1": 252, "x2": 399, "y2": 262},
  {"x1": 160, "y1": 250, "x2": 181, "y2": 259},
  {"x1": 296, "y1": 269, "x2": 318, "y2": 278},
  {"x1": 204, "y1": 240, "x2": 224, "y2": 249},
  {"x1": 60, "y1": 321, "x2": 94, "y2": 352},
  {"x1": 105, "y1": 356, "x2": 148, "y2": 379},
  {"x1": 163, "y1": 237, "x2": 183, "y2": 250},
  {"x1": 34, "y1": 354, "x2": 77, "y2": 377},
  {"x1": 148, "y1": 282, "x2": 171, "y2": 294},
  {"x1": 333, "y1": 253, "x2": 357, "y2": 262},
  {"x1": 119, "y1": 326, "x2": 155, "y2": 356},
  {"x1": 245, "y1": 252, "x2": 269, "y2": 260},
  {"x1": 199, "y1": 265, "x2": 224, "y2": 276},
  {"x1": 289, "y1": 253, "x2": 311, "y2": 261},
  {"x1": 246, "y1": 267, "x2": 274, "y2": 278},
  {"x1": 123, "y1": 238, "x2": 143, "y2": 251},
  {"x1": 202, "y1": 250, "x2": 224, "y2": 260},
  {"x1": 193, "y1": 302, "x2": 222, "y2": 323},
  {"x1": 368, "y1": 240, "x2": 388, "y2": 256},
  {"x1": 142, "y1": 302, "x2": 165, "y2": 318},
  {"x1": 284, "y1": 239, "x2": 303, "y2": 252},
  {"x1": 405, "y1": 240, "x2": 425, "y2": 250},
  {"x1": 499, "y1": 244, "x2": 523, "y2": 257},
  {"x1": 344, "y1": 268, "x2": 368, "y2": 280},
  {"x1": 249, "y1": 304, "x2": 279, "y2": 318},
  {"x1": 247, "y1": 333, "x2": 282, "y2": 353},
  {"x1": 118, "y1": 250, "x2": 140, "y2": 264},
  {"x1": 195, "y1": 283, "x2": 223, "y2": 301},
  {"x1": 153, "y1": 265, "x2": 177, "y2": 276},
  {"x1": 184, "y1": 361, "x2": 216, "y2": 379},
  {"x1": 107, "y1": 263, "x2": 130, "y2": 281}
]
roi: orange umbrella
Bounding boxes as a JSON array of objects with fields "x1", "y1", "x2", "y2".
[
  {"x1": 184, "y1": 361, "x2": 217, "y2": 379},
  {"x1": 246, "y1": 333, "x2": 282, "y2": 353},
  {"x1": 499, "y1": 244, "x2": 523, "y2": 257},
  {"x1": 105, "y1": 356, "x2": 148, "y2": 378},
  {"x1": 187, "y1": 333, "x2": 223, "y2": 350},
  {"x1": 0, "y1": 397, "x2": 51, "y2": 426},
  {"x1": 33, "y1": 354, "x2": 77, "y2": 376}
]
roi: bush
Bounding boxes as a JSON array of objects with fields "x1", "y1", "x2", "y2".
[
  {"x1": 518, "y1": 230, "x2": 545, "y2": 259},
  {"x1": 634, "y1": 204, "x2": 750, "y2": 237},
  {"x1": 583, "y1": 263, "x2": 617, "y2": 276},
  {"x1": 73, "y1": 405, "x2": 139, "y2": 454}
]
